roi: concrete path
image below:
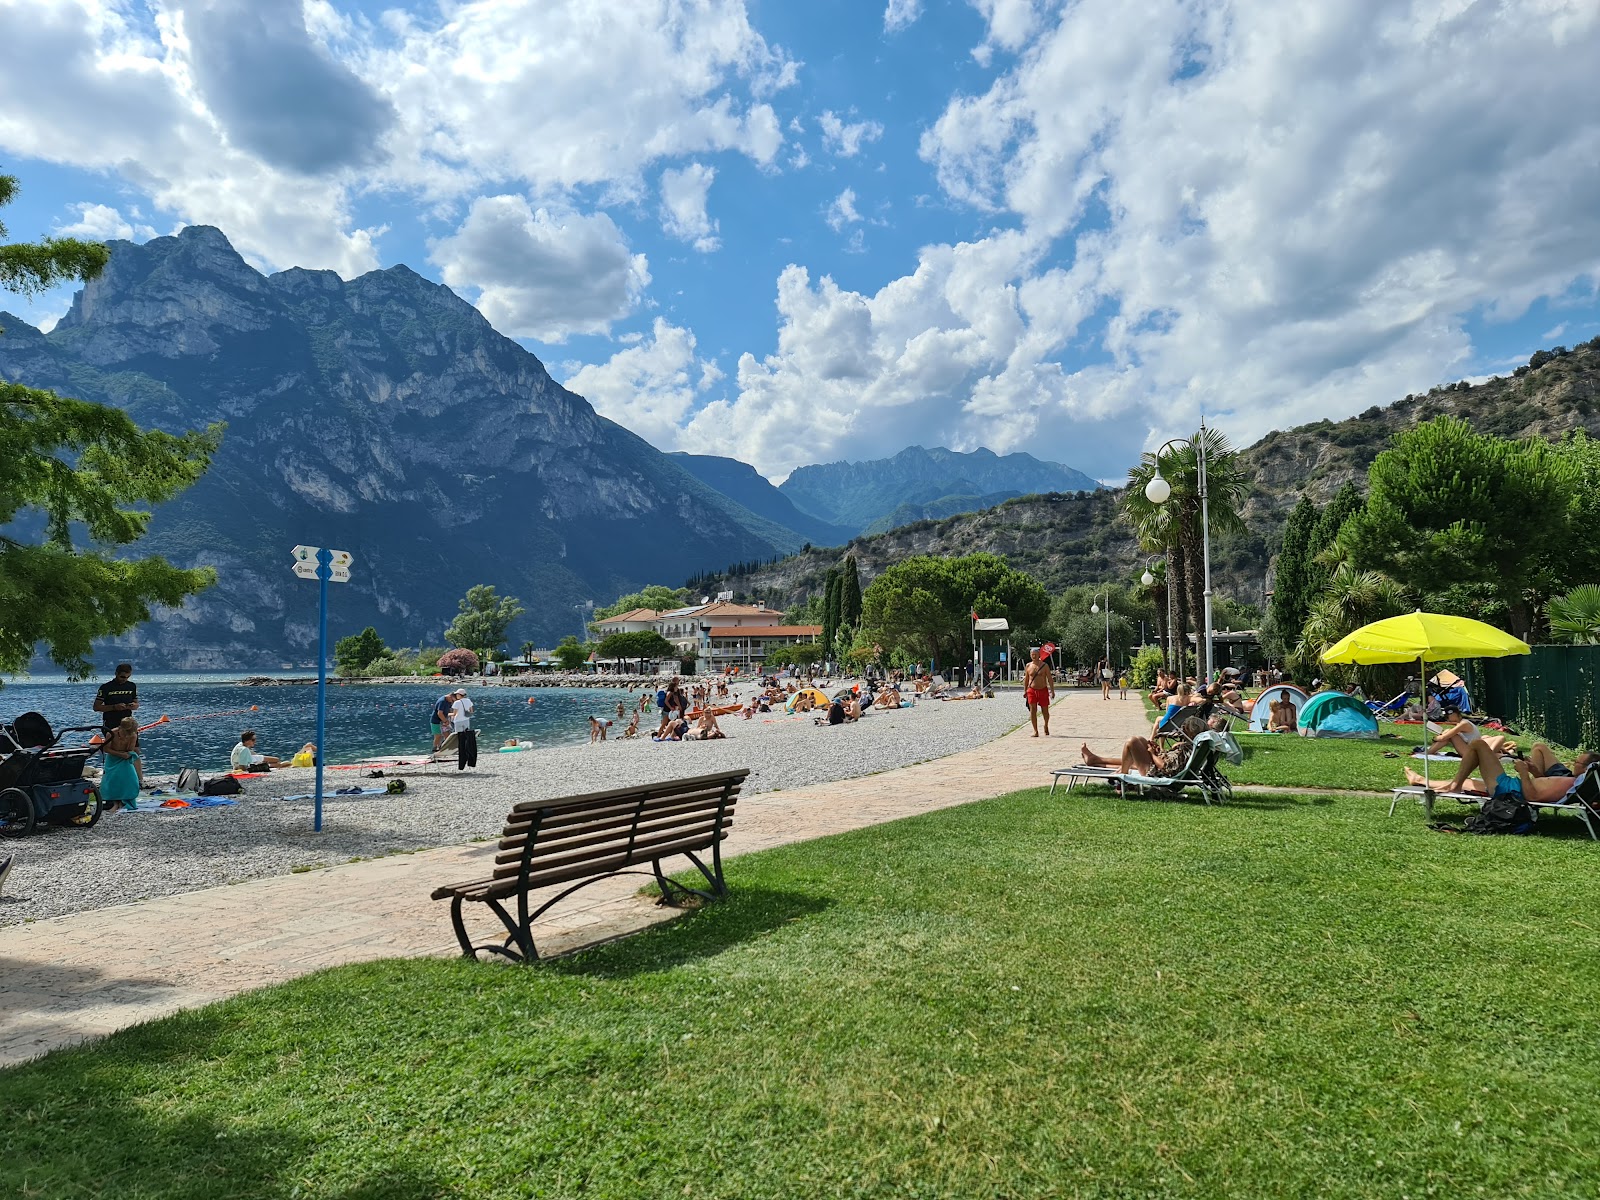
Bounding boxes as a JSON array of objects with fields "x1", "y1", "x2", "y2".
[{"x1": 0, "y1": 691, "x2": 1145, "y2": 1068}]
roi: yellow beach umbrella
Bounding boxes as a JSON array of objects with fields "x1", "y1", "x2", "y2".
[
  {"x1": 1322, "y1": 611, "x2": 1529, "y2": 788},
  {"x1": 1321, "y1": 612, "x2": 1530, "y2": 665}
]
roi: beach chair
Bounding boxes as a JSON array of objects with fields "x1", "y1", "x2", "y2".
[
  {"x1": 1389, "y1": 763, "x2": 1598, "y2": 836},
  {"x1": 1056, "y1": 732, "x2": 1229, "y2": 806}
]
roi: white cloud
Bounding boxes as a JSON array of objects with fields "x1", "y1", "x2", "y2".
[
  {"x1": 369, "y1": 1, "x2": 793, "y2": 199},
  {"x1": 825, "y1": 188, "x2": 862, "y2": 232},
  {"x1": 819, "y1": 110, "x2": 885, "y2": 158},
  {"x1": 906, "y1": 0, "x2": 1600, "y2": 450},
  {"x1": 660, "y1": 163, "x2": 721, "y2": 252},
  {"x1": 884, "y1": 0, "x2": 922, "y2": 33},
  {"x1": 563, "y1": 318, "x2": 721, "y2": 448},
  {"x1": 429, "y1": 195, "x2": 650, "y2": 342},
  {"x1": 53, "y1": 202, "x2": 156, "y2": 242}
]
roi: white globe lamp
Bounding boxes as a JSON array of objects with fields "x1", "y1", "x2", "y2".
[
  {"x1": 1144, "y1": 473, "x2": 1172, "y2": 505},
  {"x1": 1141, "y1": 570, "x2": 1154, "y2": 586}
]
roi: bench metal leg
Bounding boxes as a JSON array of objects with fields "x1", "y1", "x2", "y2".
[{"x1": 450, "y1": 895, "x2": 538, "y2": 962}]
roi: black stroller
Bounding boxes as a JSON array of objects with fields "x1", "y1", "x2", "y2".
[{"x1": 0, "y1": 712, "x2": 105, "y2": 837}]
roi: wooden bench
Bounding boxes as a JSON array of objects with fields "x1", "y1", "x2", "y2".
[{"x1": 431, "y1": 769, "x2": 748, "y2": 962}]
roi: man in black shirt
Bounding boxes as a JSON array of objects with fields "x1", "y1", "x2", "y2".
[{"x1": 94, "y1": 663, "x2": 139, "y2": 732}]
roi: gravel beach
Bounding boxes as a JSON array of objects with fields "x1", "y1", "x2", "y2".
[{"x1": 0, "y1": 687, "x2": 1026, "y2": 924}]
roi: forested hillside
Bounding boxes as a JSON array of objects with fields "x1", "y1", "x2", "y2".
[{"x1": 690, "y1": 337, "x2": 1600, "y2": 609}]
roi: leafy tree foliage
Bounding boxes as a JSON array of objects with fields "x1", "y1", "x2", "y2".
[
  {"x1": 334, "y1": 626, "x2": 387, "y2": 675},
  {"x1": 437, "y1": 647, "x2": 479, "y2": 676},
  {"x1": 1264, "y1": 498, "x2": 1318, "y2": 664},
  {"x1": 0, "y1": 174, "x2": 223, "y2": 678},
  {"x1": 1059, "y1": 611, "x2": 1136, "y2": 671},
  {"x1": 785, "y1": 593, "x2": 826, "y2": 626},
  {"x1": 860, "y1": 552, "x2": 1048, "y2": 670},
  {"x1": 1341, "y1": 417, "x2": 1571, "y2": 637},
  {"x1": 764, "y1": 642, "x2": 824, "y2": 669},
  {"x1": 443, "y1": 584, "x2": 525, "y2": 652},
  {"x1": 552, "y1": 635, "x2": 587, "y2": 670},
  {"x1": 1129, "y1": 644, "x2": 1165, "y2": 688},
  {"x1": 596, "y1": 629, "x2": 676, "y2": 665},
  {"x1": 592, "y1": 585, "x2": 691, "y2": 622}
]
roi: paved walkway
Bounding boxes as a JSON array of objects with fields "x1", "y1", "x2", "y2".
[{"x1": 0, "y1": 691, "x2": 1145, "y2": 1068}]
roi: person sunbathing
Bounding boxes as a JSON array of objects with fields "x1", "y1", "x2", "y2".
[
  {"x1": 653, "y1": 717, "x2": 690, "y2": 742},
  {"x1": 1153, "y1": 684, "x2": 1196, "y2": 737},
  {"x1": 1425, "y1": 707, "x2": 1513, "y2": 757},
  {"x1": 1404, "y1": 738, "x2": 1576, "y2": 804},
  {"x1": 1080, "y1": 718, "x2": 1206, "y2": 777},
  {"x1": 623, "y1": 713, "x2": 640, "y2": 739},
  {"x1": 843, "y1": 696, "x2": 862, "y2": 721},
  {"x1": 1267, "y1": 689, "x2": 1298, "y2": 732},
  {"x1": 874, "y1": 688, "x2": 901, "y2": 710},
  {"x1": 1519, "y1": 742, "x2": 1594, "y2": 779}
]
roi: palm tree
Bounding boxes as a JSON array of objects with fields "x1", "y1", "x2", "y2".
[
  {"x1": 1133, "y1": 559, "x2": 1170, "y2": 668},
  {"x1": 1295, "y1": 564, "x2": 1412, "y2": 688},
  {"x1": 1548, "y1": 585, "x2": 1600, "y2": 644},
  {"x1": 520, "y1": 640, "x2": 535, "y2": 665},
  {"x1": 1123, "y1": 427, "x2": 1250, "y2": 676}
]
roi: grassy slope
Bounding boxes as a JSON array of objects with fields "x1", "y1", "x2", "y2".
[{"x1": 5, "y1": 788, "x2": 1599, "y2": 1199}]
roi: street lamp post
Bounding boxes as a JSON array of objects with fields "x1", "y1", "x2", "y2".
[
  {"x1": 1140, "y1": 553, "x2": 1169, "y2": 670},
  {"x1": 1144, "y1": 418, "x2": 1215, "y2": 682},
  {"x1": 1090, "y1": 589, "x2": 1111, "y2": 674}
]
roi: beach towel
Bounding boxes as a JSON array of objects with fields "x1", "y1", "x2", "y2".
[
  {"x1": 1411, "y1": 752, "x2": 1463, "y2": 763},
  {"x1": 278, "y1": 787, "x2": 389, "y2": 801}
]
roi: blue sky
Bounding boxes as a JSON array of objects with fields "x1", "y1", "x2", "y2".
[{"x1": 1, "y1": 0, "x2": 1598, "y2": 483}]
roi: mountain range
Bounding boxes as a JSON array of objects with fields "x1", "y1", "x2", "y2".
[{"x1": 0, "y1": 227, "x2": 1103, "y2": 666}]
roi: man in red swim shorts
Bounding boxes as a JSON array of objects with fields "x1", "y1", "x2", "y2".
[{"x1": 1022, "y1": 647, "x2": 1055, "y2": 737}]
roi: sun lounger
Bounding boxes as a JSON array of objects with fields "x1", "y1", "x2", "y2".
[
  {"x1": 1057, "y1": 732, "x2": 1231, "y2": 806},
  {"x1": 1390, "y1": 764, "x2": 1599, "y2": 836},
  {"x1": 1048, "y1": 765, "x2": 1119, "y2": 796}
]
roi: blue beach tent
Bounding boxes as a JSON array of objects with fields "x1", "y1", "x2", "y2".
[{"x1": 1298, "y1": 691, "x2": 1380, "y2": 739}]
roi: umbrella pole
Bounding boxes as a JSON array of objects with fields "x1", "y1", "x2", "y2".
[{"x1": 1420, "y1": 654, "x2": 1430, "y2": 793}]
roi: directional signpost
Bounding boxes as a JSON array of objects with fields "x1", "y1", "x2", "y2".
[{"x1": 291, "y1": 544, "x2": 354, "y2": 831}]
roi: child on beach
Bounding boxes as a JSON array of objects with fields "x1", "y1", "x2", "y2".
[
  {"x1": 100, "y1": 716, "x2": 144, "y2": 811},
  {"x1": 1118, "y1": 673, "x2": 1129, "y2": 700}
]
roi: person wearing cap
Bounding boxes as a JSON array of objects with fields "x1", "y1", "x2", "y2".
[{"x1": 450, "y1": 689, "x2": 477, "y2": 770}]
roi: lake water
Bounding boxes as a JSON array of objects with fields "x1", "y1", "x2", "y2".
[{"x1": 0, "y1": 674, "x2": 638, "y2": 773}]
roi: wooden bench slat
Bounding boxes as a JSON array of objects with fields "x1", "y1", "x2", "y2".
[
  {"x1": 465, "y1": 826, "x2": 734, "y2": 899},
  {"x1": 507, "y1": 770, "x2": 749, "y2": 816},
  {"x1": 489, "y1": 817, "x2": 731, "y2": 883},
  {"x1": 495, "y1": 794, "x2": 732, "y2": 858},
  {"x1": 500, "y1": 782, "x2": 742, "y2": 837}
]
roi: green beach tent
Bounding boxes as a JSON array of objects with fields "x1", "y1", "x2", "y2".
[{"x1": 1297, "y1": 690, "x2": 1379, "y2": 739}]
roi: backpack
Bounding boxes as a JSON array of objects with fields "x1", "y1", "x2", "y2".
[
  {"x1": 176, "y1": 767, "x2": 203, "y2": 794},
  {"x1": 200, "y1": 774, "x2": 244, "y2": 796},
  {"x1": 1464, "y1": 790, "x2": 1535, "y2": 835}
]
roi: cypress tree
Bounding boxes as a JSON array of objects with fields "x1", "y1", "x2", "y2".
[
  {"x1": 1266, "y1": 496, "x2": 1319, "y2": 661},
  {"x1": 841, "y1": 554, "x2": 863, "y2": 629},
  {"x1": 822, "y1": 568, "x2": 841, "y2": 661}
]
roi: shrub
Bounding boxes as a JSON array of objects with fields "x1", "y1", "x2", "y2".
[
  {"x1": 437, "y1": 648, "x2": 480, "y2": 676},
  {"x1": 1130, "y1": 644, "x2": 1165, "y2": 688}
]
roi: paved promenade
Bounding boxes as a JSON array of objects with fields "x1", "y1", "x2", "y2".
[{"x1": 0, "y1": 691, "x2": 1145, "y2": 1068}]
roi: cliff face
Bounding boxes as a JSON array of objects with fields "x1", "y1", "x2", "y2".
[{"x1": 0, "y1": 227, "x2": 786, "y2": 666}]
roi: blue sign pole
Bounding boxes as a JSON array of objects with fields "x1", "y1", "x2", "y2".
[{"x1": 314, "y1": 547, "x2": 330, "y2": 832}]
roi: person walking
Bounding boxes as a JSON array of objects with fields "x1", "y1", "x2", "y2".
[
  {"x1": 93, "y1": 662, "x2": 139, "y2": 733},
  {"x1": 451, "y1": 689, "x2": 478, "y2": 770},
  {"x1": 1098, "y1": 658, "x2": 1112, "y2": 701},
  {"x1": 1023, "y1": 647, "x2": 1056, "y2": 737}
]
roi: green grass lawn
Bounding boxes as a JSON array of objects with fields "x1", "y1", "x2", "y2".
[{"x1": 6, "y1": 789, "x2": 1600, "y2": 1198}]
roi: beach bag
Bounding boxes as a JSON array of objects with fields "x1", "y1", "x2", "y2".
[
  {"x1": 1464, "y1": 787, "x2": 1534, "y2": 835},
  {"x1": 176, "y1": 767, "x2": 203, "y2": 793},
  {"x1": 200, "y1": 774, "x2": 243, "y2": 796}
]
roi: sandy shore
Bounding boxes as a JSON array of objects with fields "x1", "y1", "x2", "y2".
[{"x1": 0, "y1": 686, "x2": 1026, "y2": 924}]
